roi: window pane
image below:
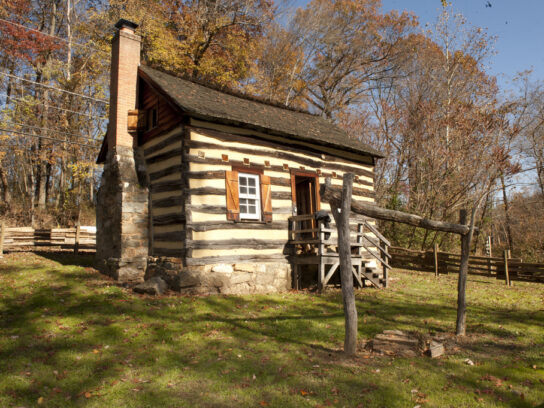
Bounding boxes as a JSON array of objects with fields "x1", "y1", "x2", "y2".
[
  {"x1": 238, "y1": 174, "x2": 260, "y2": 219},
  {"x1": 240, "y1": 198, "x2": 247, "y2": 214}
]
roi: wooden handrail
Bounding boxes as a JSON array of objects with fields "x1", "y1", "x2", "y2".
[
  {"x1": 360, "y1": 221, "x2": 391, "y2": 247},
  {"x1": 360, "y1": 235, "x2": 392, "y2": 259},
  {"x1": 364, "y1": 247, "x2": 392, "y2": 269}
]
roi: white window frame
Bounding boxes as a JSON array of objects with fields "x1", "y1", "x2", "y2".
[{"x1": 238, "y1": 173, "x2": 261, "y2": 221}]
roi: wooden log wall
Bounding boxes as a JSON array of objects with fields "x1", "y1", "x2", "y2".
[
  {"x1": 0, "y1": 226, "x2": 96, "y2": 252},
  {"x1": 390, "y1": 246, "x2": 544, "y2": 283},
  {"x1": 180, "y1": 121, "x2": 377, "y2": 266},
  {"x1": 140, "y1": 115, "x2": 381, "y2": 264},
  {"x1": 142, "y1": 125, "x2": 185, "y2": 258}
]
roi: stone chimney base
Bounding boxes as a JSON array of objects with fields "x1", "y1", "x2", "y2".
[{"x1": 96, "y1": 146, "x2": 149, "y2": 282}]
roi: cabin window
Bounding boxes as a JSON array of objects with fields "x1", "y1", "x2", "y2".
[
  {"x1": 147, "y1": 106, "x2": 158, "y2": 131},
  {"x1": 225, "y1": 170, "x2": 273, "y2": 223},
  {"x1": 238, "y1": 173, "x2": 261, "y2": 220}
]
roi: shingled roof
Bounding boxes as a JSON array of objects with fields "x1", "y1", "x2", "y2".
[{"x1": 139, "y1": 65, "x2": 383, "y2": 158}]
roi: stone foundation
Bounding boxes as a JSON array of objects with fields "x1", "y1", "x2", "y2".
[
  {"x1": 96, "y1": 146, "x2": 149, "y2": 283},
  {"x1": 145, "y1": 257, "x2": 292, "y2": 295}
]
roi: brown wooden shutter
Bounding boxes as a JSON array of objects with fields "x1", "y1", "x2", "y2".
[
  {"x1": 260, "y1": 175, "x2": 273, "y2": 223},
  {"x1": 225, "y1": 170, "x2": 240, "y2": 221}
]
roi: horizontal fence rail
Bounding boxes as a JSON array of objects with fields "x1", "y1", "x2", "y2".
[
  {"x1": 390, "y1": 246, "x2": 544, "y2": 284},
  {"x1": 0, "y1": 222, "x2": 96, "y2": 256}
]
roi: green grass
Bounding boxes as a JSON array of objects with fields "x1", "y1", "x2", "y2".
[{"x1": 0, "y1": 252, "x2": 543, "y2": 408}]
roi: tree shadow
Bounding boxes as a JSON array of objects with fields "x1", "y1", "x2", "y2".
[
  {"x1": 34, "y1": 251, "x2": 95, "y2": 267},
  {"x1": 0, "y1": 259, "x2": 542, "y2": 407}
]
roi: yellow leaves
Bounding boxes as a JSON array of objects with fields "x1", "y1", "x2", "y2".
[
  {"x1": 124, "y1": 0, "x2": 270, "y2": 87},
  {"x1": 68, "y1": 161, "x2": 96, "y2": 181},
  {"x1": 37, "y1": 396, "x2": 44, "y2": 404}
]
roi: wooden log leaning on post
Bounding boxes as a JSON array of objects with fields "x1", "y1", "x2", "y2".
[
  {"x1": 320, "y1": 180, "x2": 477, "y2": 337},
  {"x1": 328, "y1": 175, "x2": 358, "y2": 356},
  {"x1": 319, "y1": 183, "x2": 474, "y2": 236}
]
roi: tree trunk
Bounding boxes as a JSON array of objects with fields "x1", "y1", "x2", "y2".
[
  {"x1": 329, "y1": 175, "x2": 358, "y2": 356},
  {"x1": 36, "y1": 162, "x2": 47, "y2": 210},
  {"x1": 56, "y1": 155, "x2": 66, "y2": 209},
  {"x1": 0, "y1": 166, "x2": 10, "y2": 204},
  {"x1": 500, "y1": 173, "x2": 513, "y2": 252},
  {"x1": 472, "y1": 187, "x2": 491, "y2": 253},
  {"x1": 28, "y1": 166, "x2": 36, "y2": 226},
  {"x1": 45, "y1": 161, "x2": 52, "y2": 204}
]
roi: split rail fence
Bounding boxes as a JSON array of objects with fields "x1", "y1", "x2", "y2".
[
  {"x1": 390, "y1": 246, "x2": 544, "y2": 284},
  {"x1": 0, "y1": 222, "x2": 96, "y2": 256}
]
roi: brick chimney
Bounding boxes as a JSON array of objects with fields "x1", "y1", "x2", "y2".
[
  {"x1": 96, "y1": 19, "x2": 149, "y2": 282},
  {"x1": 107, "y1": 19, "x2": 140, "y2": 149}
]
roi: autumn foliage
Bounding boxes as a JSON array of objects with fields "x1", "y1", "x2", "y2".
[{"x1": 0, "y1": 0, "x2": 542, "y2": 260}]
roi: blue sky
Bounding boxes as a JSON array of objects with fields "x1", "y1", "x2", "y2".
[{"x1": 292, "y1": 0, "x2": 544, "y2": 90}]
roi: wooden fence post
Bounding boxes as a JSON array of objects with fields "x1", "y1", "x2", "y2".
[
  {"x1": 434, "y1": 243, "x2": 439, "y2": 277},
  {"x1": 486, "y1": 236, "x2": 492, "y2": 276},
  {"x1": 329, "y1": 175, "x2": 358, "y2": 356},
  {"x1": 74, "y1": 223, "x2": 80, "y2": 255},
  {"x1": 0, "y1": 221, "x2": 5, "y2": 258},
  {"x1": 456, "y1": 209, "x2": 473, "y2": 336},
  {"x1": 383, "y1": 244, "x2": 389, "y2": 288},
  {"x1": 504, "y1": 250, "x2": 510, "y2": 286}
]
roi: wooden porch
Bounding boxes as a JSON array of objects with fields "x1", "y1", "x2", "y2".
[{"x1": 288, "y1": 213, "x2": 391, "y2": 290}]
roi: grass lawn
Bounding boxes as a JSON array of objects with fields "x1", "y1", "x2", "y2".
[{"x1": 0, "y1": 252, "x2": 543, "y2": 408}]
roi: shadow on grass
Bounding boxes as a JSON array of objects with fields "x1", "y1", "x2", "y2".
[
  {"x1": 34, "y1": 251, "x2": 96, "y2": 267},
  {"x1": 0, "y1": 260, "x2": 542, "y2": 407}
]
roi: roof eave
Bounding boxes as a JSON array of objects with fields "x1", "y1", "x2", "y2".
[{"x1": 138, "y1": 66, "x2": 385, "y2": 159}]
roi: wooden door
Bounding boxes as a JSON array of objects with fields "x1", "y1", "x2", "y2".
[{"x1": 291, "y1": 172, "x2": 320, "y2": 237}]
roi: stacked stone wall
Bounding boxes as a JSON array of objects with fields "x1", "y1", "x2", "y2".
[
  {"x1": 145, "y1": 257, "x2": 291, "y2": 295},
  {"x1": 96, "y1": 146, "x2": 149, "y2": 282}
]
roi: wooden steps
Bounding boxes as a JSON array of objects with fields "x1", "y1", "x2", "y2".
[{"x1": 361, "y1": 266, "x2": 383, "y2": 288}]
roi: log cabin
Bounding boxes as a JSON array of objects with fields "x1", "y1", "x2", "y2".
[{"x1": 95, "y1": 19, "x2": 390, "y2": 294}]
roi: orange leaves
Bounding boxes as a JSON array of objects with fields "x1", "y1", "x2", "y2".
[{"x1": 120, "y1": 0, "x2": 272, "y2": 86}]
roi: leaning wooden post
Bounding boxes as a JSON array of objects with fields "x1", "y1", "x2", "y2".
[
  {"x1": 456, "y1": 209, "x2": 474, "y2": 336},
  {"x1": 503, "y1": 250, "x2": 510, "y2": 286},
  {"x1": 0, "y1": 220, "x2": 5, "y2": 258},
  {"x1": 74, "y1": 222, "x2": 81, "y2": 255},
  {"x1": 329, "y1": 175, "x2": 358, "y2": 356},
  {"x1": 434, "y1": 243, "x2": 439, "y2": 277}
]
